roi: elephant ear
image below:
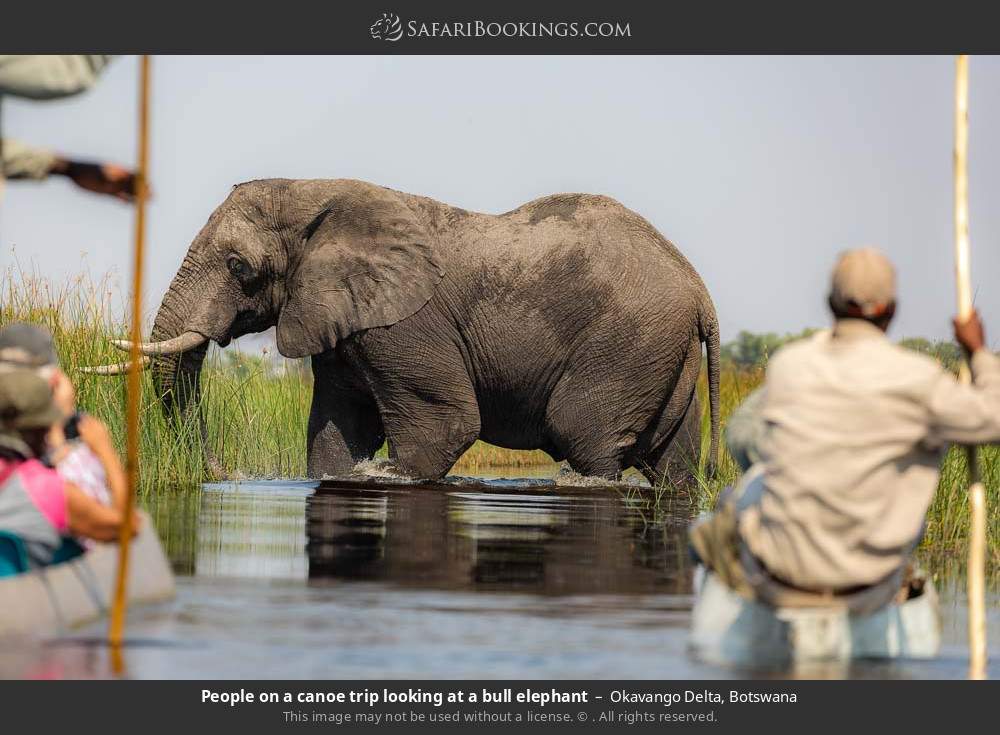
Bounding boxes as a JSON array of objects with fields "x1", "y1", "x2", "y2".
[{"x1": 276, "y1": 189, "x2": 445, "y2": 358}]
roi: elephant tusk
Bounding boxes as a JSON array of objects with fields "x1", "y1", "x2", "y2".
[
  {"x1": 111, "y1": 330, "x2": 206, "y2": 356},
  {"x1": 78, "y1": 357, "x2": 152, "y2": 375}
]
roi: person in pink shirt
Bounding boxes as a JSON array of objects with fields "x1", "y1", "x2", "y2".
[
  {"x1": 0, "y1": 323, "x2": 127, "y2": 513},
  {"x1": 0, "y1": 370, "x2": 136, "y2": 568}
]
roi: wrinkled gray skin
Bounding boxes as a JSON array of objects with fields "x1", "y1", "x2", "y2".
[{"x1": 151, "y1": 179, "x2": 720, "y2": 482}]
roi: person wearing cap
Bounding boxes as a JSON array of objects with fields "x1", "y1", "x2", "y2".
[
  {"x1": 0, "y1": 370, "x2": 137, "y2": 569},
  {"x1": 691, "y1": 247, "x2": 1000, "y2": 599},
  {"x1": 0, "y1": 323, "x2": 127, "y2": 517}
]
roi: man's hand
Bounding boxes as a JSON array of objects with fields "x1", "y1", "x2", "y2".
[
  {"x1": 954, "y1": 310, "x2": 986, "y2": 356},
  {"x1": 50, "y1": 158, "x2": 138, "y2": 201}
]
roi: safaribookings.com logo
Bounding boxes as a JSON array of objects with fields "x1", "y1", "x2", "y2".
[
  {"x1": 370, "y1": 13, "x2": 404, "y2": 41},
  {"x1": 369, "y1": 13, "x2": 631, "y2": 42}
]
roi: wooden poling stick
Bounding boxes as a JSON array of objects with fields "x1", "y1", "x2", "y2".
[
  {"x1": 109, "y1": 54, "x2": 151, "y2": 648},
  {"x1": 953, "y1": 53, "x2": 987, "y2": 680}
]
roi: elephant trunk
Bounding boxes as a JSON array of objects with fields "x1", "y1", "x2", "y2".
[{"x1": 149, "y1": 257, "x2": 224, "y2": 479}]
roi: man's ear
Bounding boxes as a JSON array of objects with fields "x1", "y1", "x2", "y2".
[
  {"x1": 276, "y1": 189, "x2": 445, "y2": 358},
  {"x1": 874, "y1": 301, "x2": 897, "y2": 332}
]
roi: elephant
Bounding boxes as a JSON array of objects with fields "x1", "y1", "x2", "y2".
[{"x1": 86, "y1": 179, "x2": 721, "y2": 483}]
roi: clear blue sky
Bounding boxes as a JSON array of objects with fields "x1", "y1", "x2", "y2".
[{"x1": 3, "y1": 55, "x2": 1000, "y2": 344}]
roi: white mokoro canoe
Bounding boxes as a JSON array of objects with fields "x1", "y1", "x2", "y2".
[
  {"x1": 0, "y1": 512, "x2": 175, "y2": 639},
  {"x1": 689, "y1": 566, "x2": 941, "y2": 667}
]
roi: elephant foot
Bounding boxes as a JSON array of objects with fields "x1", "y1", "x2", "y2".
[
  {"x1": 554, "y1": 461, "x2": 625, "y2": 487},
  {"x1": 346, "y1": 457, "x2": 415, "y2": 481}
]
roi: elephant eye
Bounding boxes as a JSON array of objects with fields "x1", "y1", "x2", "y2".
[{"x1": 227, "y1": 256, "x2": 249, "y2": 278}]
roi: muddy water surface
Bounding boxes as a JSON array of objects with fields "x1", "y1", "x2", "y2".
[{"x1": 2, "y1": 468, "x2": 999, "y2": 679}]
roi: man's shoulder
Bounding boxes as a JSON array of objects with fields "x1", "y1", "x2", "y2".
[
  {"x1": 880, "y1": 340, "x2": 949, "y2": 378},
  {"x1": 769, "y1": 329, "x2": 946, "y2": 379}
]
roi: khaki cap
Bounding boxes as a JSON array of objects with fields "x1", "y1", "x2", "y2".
[
  {"x1": 0, "y1": 323, "x2": 58, "y2": 371},
  {"x1": 0, "y1": 369, "x2": 62, "y2": 431},
  {"x1": 829, "y1": 248, "x2": 896, "y2": 317}
]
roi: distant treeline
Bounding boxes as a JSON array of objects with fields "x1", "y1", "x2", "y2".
[
  {"x1": 721, "y1": 329, "x2": 962, "y2": 369},
  {"x1": 218, "y1": 349, "x2": 310, "y2": 379}
]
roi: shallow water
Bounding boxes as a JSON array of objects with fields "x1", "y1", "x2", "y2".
[{"x1": 2, "y1": 467, "x2": 999, "y2": 679}]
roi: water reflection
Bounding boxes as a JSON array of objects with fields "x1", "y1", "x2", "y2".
[
  {"x1": 307, "y1": 488, "x2": 389, "y2": 580},
  {"x1": 163, "y1": 477, "x2": 698, "y2": 595},
  {"x1": 198, "y1": 489, "x2": 309, "y2": 580},
  {"x1": 147, "y1": 481, "x2": 313, "y2": 581},
  {"x1": 304, "y1": 482, "x2": 694, "y2": 594}
]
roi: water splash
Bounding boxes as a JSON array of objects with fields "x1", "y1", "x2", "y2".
[
  {"x1": 552, "y1": 463, "x2": 648, "y2": 488},
  {"x1": 349, "y1": 458, "x2": 409, "y2": 480}
]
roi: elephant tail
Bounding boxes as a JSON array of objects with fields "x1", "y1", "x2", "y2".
[{"x1": 701, "y1": 309, "x2": 721, "y2": 479}]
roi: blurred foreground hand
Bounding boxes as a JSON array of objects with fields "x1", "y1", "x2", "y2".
[
  {"x1": 953, "y1": 309, "x2": 985, "y2": 356},
  {"x1": 50, "y1": 158, "x2": 140, "y2": 202}
]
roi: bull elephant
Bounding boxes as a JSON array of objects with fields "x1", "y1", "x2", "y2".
[{"x1": 87, "y1": 179, "x2": 720, "y2": 482}]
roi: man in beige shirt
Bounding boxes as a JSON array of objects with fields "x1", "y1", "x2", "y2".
[{"x1": 692, "y1": 248, "x2": 1000, "y2": 599}]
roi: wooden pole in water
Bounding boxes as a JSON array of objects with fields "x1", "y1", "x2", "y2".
[
  {"x1": 953, "y1": 53, "x2": 987, "y2": 680},
  {"x1": 109, "y1": 54, "x2": 151, "y2": 648}
]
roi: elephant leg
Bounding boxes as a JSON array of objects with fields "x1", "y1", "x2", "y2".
[
  {"x1": 380, "y1": 384, "x2": 481, "y2": 479},
  {"x1": 638, "y1": 391, "x2": 702, "y2": 487},
  {"x1": 545, "y1": 325, "x2": 702, "y2": 481},
  {"x1": 544, "y1": 381, "x2": 630, "y2": 480},
  {"x1": 357, "y1": 336, "x2": 481, "y2": 480},
  {"x1": 307, "y1": 355, "x2": 384, "y2": 478},
  {"x1": 565, "y1": 451, "x2": 627, "y2": 479},
  {"x1": 635, "y1": 334, "x2": 704, "y2": 487}
]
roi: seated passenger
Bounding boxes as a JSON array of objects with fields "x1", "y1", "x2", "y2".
[
  {"x1": 691, "y1": 248, "x2": 1000, "y2": 602},
  {"x1": 0, "y1": 370, "x2": 137, "y2": 569},
  {"x1": 0, "y1": 323, "x2": 125, "y2": 510}
]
